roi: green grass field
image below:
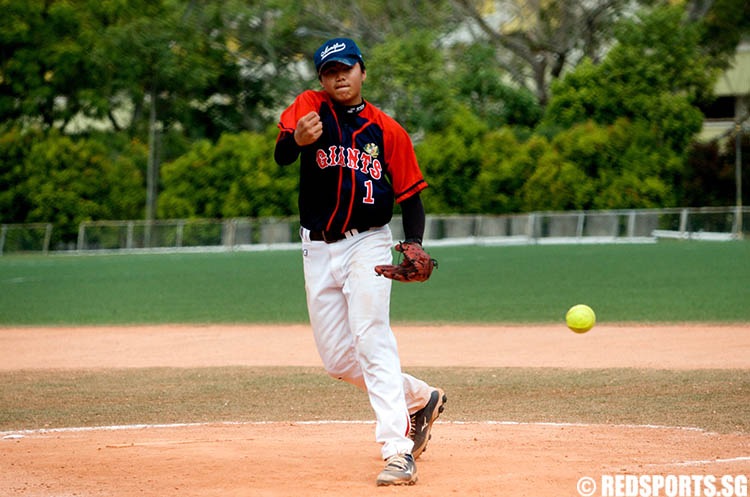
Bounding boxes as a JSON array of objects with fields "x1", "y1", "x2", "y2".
[{"x1": 1, "y1": 241, "x2": 749, "y2": 325}]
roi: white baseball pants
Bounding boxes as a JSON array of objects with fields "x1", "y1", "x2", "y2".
[{"x1": 300, "y1": 225, "x2": 433, "y2": 459}]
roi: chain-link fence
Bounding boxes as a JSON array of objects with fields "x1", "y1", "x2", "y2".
[
  {"x1": 74, "y1": 218, "x2": 300, "y2": 251},
  {"x1": 1, "y1": 207, "x2": 747, "y2": 255},
  {"x1": 419, "y1": 207, "x2": 748, "y2": 246},
  {"x1": 0, "y1": 223, "x2": 53, "y2": 255}
]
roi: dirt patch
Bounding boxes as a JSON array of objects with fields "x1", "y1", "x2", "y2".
[
  {"x1": 1, "y1": 323, "x2": 749, "y2": 496},
  {"x1": 2, "y1": 422, "x2": 750, "y2": 497},
  {"x1": 2, "y1": 323, "x2": 749, "y2": 370}
]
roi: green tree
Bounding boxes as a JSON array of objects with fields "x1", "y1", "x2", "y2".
[
  {"x1": 450, "y1": 42, "x2": 542, "y2": 130},
  {"x1": 697, "y1": 0, "x2": 750, "y2": 69},
  {"x1": 90, "y1": 0, "x2": 241, "y2": 220},
  {"x1": 158, "y1": 128, "x2": 298, "y2": 219},
  {"x1": 365, "y1": 31, "x2": 458, "y2": 133},
  {"x1": 519, "y1": 153, "x2": 593, "y2": 211},
  {"x1": 470, "y1": 128, "x2": 528, "y2": 213},
  {"x1": 0, "y1": 127, "x2": 146, "y2": 241},
  {"x1": 416, "y1": 107, "x2": 488, "y2": 213},
  {"x1": 553, "y1": 120, "x2": 680, "y2": 209},
  {"x1": 450, "y1": 0, "x2": 643, "y2": 107},
  {"x1": 294, "y1": 0, "x2": 458, "y2": 47},
  {"x1": 0, "y1": 126, "x2": 41, "y2": 222},
  {"x1": 682, "y1": 136, "x2": 750, "y2": 207},
  {"x1": 536, "y1": 6, "x2": 713, "y2": 208},
  {"x1": 0, "y1": 0, "x2": 101, "y2": 127},
  {"x1": 542, "y1": 5, "x2": 713, "y2": 143},
  {"x1": 82, "y1": 0, "x2": 299, "y2": 138}
]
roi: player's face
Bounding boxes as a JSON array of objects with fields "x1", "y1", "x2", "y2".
[{"x1": 319, "y1": 62, "x2": 366, "y2": 106}]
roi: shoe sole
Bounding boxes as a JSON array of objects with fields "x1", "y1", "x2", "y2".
[
  {"x1": 376, "y1": 470, "x2": 418, "y2": 486},
  {"x1": 376, "y1": 478, "x2": 418, "y2": 486},
  {"x1": 412, "y1": 389, "x2": 446, "y2": 460}
]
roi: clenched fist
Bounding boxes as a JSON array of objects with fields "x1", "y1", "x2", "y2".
[{"x1": 294, "y1": 111, "x2": 323, "y2": 146}]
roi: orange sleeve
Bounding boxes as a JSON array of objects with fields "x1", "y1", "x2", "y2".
[
  {"x1": 277, "y1": 90, "x2": 325, "y2": 136},
  {"x1": 385, "y1": 125, "x2": 428, "y2": 203}
]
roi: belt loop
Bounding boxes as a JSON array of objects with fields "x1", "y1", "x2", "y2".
[
  {"x1": 345, "y1": 229, "x2": 359, "y2": 239},
  {"x1": 300, "y1": 227, "x2": 311, "y2": 243}
]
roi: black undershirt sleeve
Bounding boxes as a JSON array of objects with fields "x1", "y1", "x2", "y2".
[
  {"x1": 274, "y1": 131, "x2": 301, "y2": 166},
  {"x1": 400, "y1": 193, "x2": 426, "y2": 245}
]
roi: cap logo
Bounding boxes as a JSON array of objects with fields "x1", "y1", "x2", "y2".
[{"x1": 320, "y1": 42, "x2": 347, "y2": 60}]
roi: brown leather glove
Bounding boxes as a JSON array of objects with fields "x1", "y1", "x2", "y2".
[{"x1": 374, "y1": 241, "x2": 438, "y2": 283}]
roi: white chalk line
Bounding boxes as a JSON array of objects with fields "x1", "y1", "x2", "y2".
[
  {"x1": 4, "y1": 421, "x2": 746, "y2": 468},
  {"x1": 645, "y1": 456, "x2": 750, "y2": 467},
  {"x1": 0, "y1": 419, "x2": 715, "y2": 439}
]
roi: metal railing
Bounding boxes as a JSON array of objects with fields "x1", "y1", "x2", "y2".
[
  {"x1": 1, "y1": 206, "x2": 747, "y2": 255},
  {"x1": 75, "y1": 217, "x2": 298, "y2": 251},
  {"x1": 0, "y1": 223, "x2": 53, "y2": 255}
]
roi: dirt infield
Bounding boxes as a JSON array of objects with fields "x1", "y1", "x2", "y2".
[
  {"x1": 3, "y1": 323, "x2": 750, "y2": 370},
  {"x1": 2, "y1": 323, "x2": 750, "y2": 496}
]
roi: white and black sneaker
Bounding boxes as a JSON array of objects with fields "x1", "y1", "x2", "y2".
[
  {"x1": 409, "y1": 388, "x2": 446, "y2": 459},
  {"x1": 376, "y1": 453, "x2": 418, "y2": 486}
]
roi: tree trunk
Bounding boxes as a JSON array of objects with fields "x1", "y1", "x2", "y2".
[{"x1": 145, "y1": 86, "x2": 160, "y2": 246}]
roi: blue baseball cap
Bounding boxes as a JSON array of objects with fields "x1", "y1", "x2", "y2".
[{"x1": 314, "y1": 38, "x2": 365, "y2": 74}]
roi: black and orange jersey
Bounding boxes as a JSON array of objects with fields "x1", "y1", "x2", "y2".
[{"x1": 277, "y1": 90, "x2": 427, "y2": 234}]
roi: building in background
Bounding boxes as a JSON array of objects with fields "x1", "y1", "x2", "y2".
[{"x1": 700, "y1": 41, "x2": 750, "y2": 142}]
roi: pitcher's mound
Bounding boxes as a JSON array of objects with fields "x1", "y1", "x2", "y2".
[{"x1": 3, "y1": 421, "x2": 749, "y2": 497}]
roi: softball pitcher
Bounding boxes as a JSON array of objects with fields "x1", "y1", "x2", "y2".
[{"x1": 274, "y1": 37, "x2": 445, "y2": 486}]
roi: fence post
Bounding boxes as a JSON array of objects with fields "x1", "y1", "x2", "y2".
[
  {"x1": 144, "y1": 220, "x2": 152, "y2": 248},
  {"x1": 627, "y1": 211, "x2": 636, "y2": 238},
  {"x1": 576, "y1": 212, "x2": 585, "y2": 238},
  {"x1": 0, "y1": 224, "x2": 6, "y2": 256},
  {"x1": 527, "y1": 213, "x2": 536, "y2": 240},
  {"x1": 126, "y1": 222, "x2": 134, "y2": 249},
  {"x1": 736, "y1": 122, "x2": 743, "y2": 240},
  {"x1": 43, "y1": 223, "x2": 52, "y2": 254},
  {"x1": 679, "y1": 208, "x2": 689, "y2": 240},
  {"x1": 176, "y1": 221, "x2": 184, "y2": 248},
  {"x1": 228, "y1": 219, "x2": 237, "y2": 249},
  {"x1": 735, "y1": 205, "x2": 744, "y2": 240},
  {"x1": 77, "y1": 222, "x2": 86, "y2": 251},
  {"x1": 474, "y1": 215, "x2": 483, "y2": 238},
  {"x1": 424, "y1": 215, "x2": 434, "y2": 240}
]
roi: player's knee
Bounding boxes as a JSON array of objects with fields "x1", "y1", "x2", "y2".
[
  {"x1": 325, "y1": 365, "x2": 350, "y2": 380},
  {"x1": 325, "y1": 365, "x2": 365, "y2": 390},
  {"x1": 321, "y1": 354, "x2": 352, "y2": 378}
]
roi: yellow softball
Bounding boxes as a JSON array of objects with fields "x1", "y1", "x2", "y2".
[{"x1": 566, "y1": 304, "x2": 596, "y2": 333}]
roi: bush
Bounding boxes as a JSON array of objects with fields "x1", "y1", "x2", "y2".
[
  {"x1": 551, "y1": 120, "x2": 681, "y2": 209},
  {"x1": 0, "y1": 127, "x2": 146, "y2": 243},
  {"x1": 681, "y1": 135, "x2": 749, "y2": 207},
  {"x1": 543, "y1": 6, "x2": 712, "y2": 143},
  {"x1": 416, "y1": 107, "x2": 488, "y2": 213},
  {"x1": 536, "y1": 6, "x2": 714, "y2": 209},
  {"x1": 366, "y1": 31, "x2": 457, "y2": 133},
  {"x1": 158, "y1": 127, "x2": 299, "y2": 219},
  {"x1": 450, "y1": 42, "x2": 542, "y2": 129},
  {"x1": 519, "y1": 140, "x2": 594, "y2": 212},
  {"x1": 470, "y1": 128, "x2": 527, "y2": 213}
]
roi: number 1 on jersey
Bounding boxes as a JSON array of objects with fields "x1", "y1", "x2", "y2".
[{"x1": 363, "y1": 180, "x2": 375, "y2": 204}]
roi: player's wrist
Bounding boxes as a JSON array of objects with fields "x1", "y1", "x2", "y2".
[{"x1": 292, "y1": 129, "x2": 304, "y2": 147}]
